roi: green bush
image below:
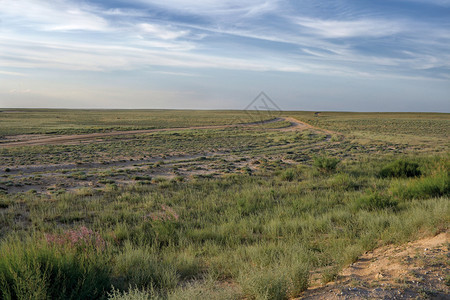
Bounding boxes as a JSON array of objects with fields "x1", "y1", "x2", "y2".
[
  {"x1": 313, "y1": 156, "x2": 340, "y2": 173},
  {"x1": 353, "y1": 191, "x2": 398, "y2": 211},
  {"x1": 0, "y1": 236, "x2": 110, "y2": 300},
  {"x1": 391, "y1": 171, "x2": 449, "y2": 200},
  {"x1": 379, "y1": 159, "x2": 421, "y2": 178}
]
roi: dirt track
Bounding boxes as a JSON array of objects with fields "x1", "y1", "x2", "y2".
[
  {"x1": 281, "y1": 117, "x2": 338, "y2": 136},
  {"x1": 0, "y1": 117, "x2": 330, "y2": 148}
]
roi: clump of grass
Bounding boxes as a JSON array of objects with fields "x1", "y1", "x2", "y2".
[
  {"x1": 279, "y1": 169, "x2": 297, "y2": 182},
  {"x1": 379, "y1": 159, "x2": 421, "y2": 178},
  {"x1": 113, "y1": 242, "x2": 178, "y2": 291},
  {"x1": 152, "y1": 177, "x2": 168, "y2": 184},
  {"x1": 109, "y1": 285, "x2": 180, "y2": 300},
  {"x1": 321, "y1": 266, "x2": 339, "y2": 284},
  {"x1": 239, "y1": 263, "x2": 309, "y2": 300},
  {"x1": 74, "y1": 187, "x2": 96, "y2": 196},
  {"x1": 0, "y1": 234, "x2": 110, "y2": 300},
  {"x1": 353, "y1": 190, "x2": 398, "y2": 211},
  {"x1": 132, "y1": 175, "x2": 152, "y2": 181},
  {"x1": 390, "y1": 171, "x2": 449, "y2": 200},
  {"x1": 313, "y1": 156, "x2": 340, "y2": 173},
  {"x1": 108, "y1": 286, "x2": 157, "y2": 300},
  {"x1": 173, "y1": 175, "x2": 184, "y2": 182},
  {"x1": 164, "y1": 250, "x2": 201, "y2": 280},
  {"x1": 68, "y1": 171, "x2": 88, "y2": 180},
  {"x1": 328, "y1": 173, "x2": 361, "y2": 191},
  {"x1": 100, "y1": 179, "x2": 116, "y2": 184},
  {"x1": 0, "y1": 197, "x2": 12, "y2": 209}
]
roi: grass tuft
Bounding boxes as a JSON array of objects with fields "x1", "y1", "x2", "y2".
[{"x1": 313, "y1": 156, "x2": 340, "y2": 173}]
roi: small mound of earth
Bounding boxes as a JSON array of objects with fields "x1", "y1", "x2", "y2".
[{"x1": 301, "y1": 232, "x2": 449, "y2": 299}]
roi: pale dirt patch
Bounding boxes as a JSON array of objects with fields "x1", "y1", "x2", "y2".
[
  {"x1": 279, "y1": 117, "x2": 341, "y2": 143},
  {"x1": 300, "y1": 232, "x2": 449, "y2": 299}
]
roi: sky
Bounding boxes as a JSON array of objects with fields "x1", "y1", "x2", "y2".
[{"x1": 0, "y1": 0, "x2": 449, "y2": 112}]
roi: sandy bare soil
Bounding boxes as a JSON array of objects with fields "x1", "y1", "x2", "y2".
[
  {"x1": 301, "y1": 232, "x2": 449, "y2": 299},
  {"x1": 281, "y1": 117, "x2": 336, "y2": 135},
  {"x1": 0, "y1": 117, "x2": 321, "y2": 148}
]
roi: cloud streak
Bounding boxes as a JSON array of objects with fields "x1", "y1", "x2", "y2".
[
  {"x1": 0, "y1": 0, "x2": 109, "y2": 32},
  {"x1": 1, "y1": 0, "x2": 448, "y2": 79},
  {"x1": 293, "y1": 17, "x2": 403, "y2": 38}
]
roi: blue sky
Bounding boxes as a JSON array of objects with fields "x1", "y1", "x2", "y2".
[{"x1": 0, "y1": 0, "x2": 449, "y2": 111}]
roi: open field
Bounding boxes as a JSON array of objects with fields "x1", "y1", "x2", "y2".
[
  {"x1": 0, "y1": 109, "x2": 266, "y2": 136},
  {"x1": 0, "y1": 109, "x2": 449, "y2": 299}
]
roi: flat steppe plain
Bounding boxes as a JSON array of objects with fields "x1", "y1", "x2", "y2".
[{"x1": 0, "y1": 109, "x2": 448, "y2": 299}]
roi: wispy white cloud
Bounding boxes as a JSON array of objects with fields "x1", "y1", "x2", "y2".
[
  {"x1": 135, "y1": 39, "x2": 197, "y2": 51},
  {"x1": 8, "y1": 88, "x2": 31, "y2": 94},
  {"x1": 0, "y1": 0, "x2": 448, "y2": 82},
  {"x1": 0, "y1": 0, "x2": 109, "y2": 32},
  {"x1": 134, "y1": 0, "x2": 279, "y2": 16},
  {"x1": 103, "y1": 8, "x2": 148, "y2": 17},
  {"x1": 0, "y1": 35, "x2": 284, "y2": 72},
  {"x1": 0, "y1": 70, "x2": 27, "y2": 77},
  {"x1": 138, "y1": 23, "x2": 190, "y2": 40},
  {"x1": 293, "y1": 17, "x2": 403, "y2": 38},
  {"x1": 152, "y1": 71, "x2": 202, "y2": 77},
  {"x1": 397, "y1": 0, "x2": 450, "y2": 6}
]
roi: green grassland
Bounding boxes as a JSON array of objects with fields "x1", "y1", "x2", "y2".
[
  {"x1": 0, "y1": 110, "x2": 449, "y2": 299},
  {"x1": 0, "y1": 109, "x2": 263, "y2": 136},
  {"x1": 289, "y1": 111, "x2": 449, "y2": 150}
]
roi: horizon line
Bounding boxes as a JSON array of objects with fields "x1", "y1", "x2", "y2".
[{"x1": 1, "y1": 108, "x2": 449, "y2": 114}]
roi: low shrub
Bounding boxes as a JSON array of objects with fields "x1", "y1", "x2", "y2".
[
  {"x1": 379, "y1": 159, "x2": 421, "y2": 178},
  {"x1": 353, "y1": 191, "x2": 398, "y2": 211},
  {"x1": 313, "y1": 156, "x2": 340, "y2": 173},
  {"x1": 391, "y1": 171, "x2": 449, "y2": 200}
]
